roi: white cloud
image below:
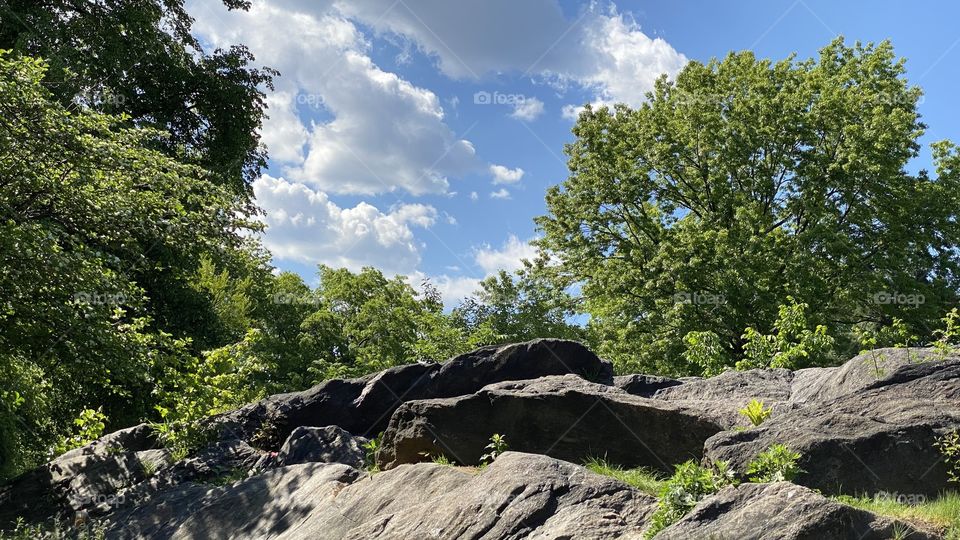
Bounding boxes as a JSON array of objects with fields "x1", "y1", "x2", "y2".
[
  {"x1": 254, "y1": 175, "x2": 436, "y2": 275},
  {"x1": 510, "y1": 97, "x2": 545, "y2": 121},
  {"x1": 474, "y1": 234, "x2": 538, "y2": 275},
  {"x1": 469, "y1": 191, "x2": 479, "y2": 201},
  {"x1": 561, "y1": 104, "x2": 585, "y2": 121},
  {"x1": 412, "y1": 272, "x2": 482, "y2": 306},
  {"x1": 490, "y1": 188, "x2": 511, "y2": 200},
  {"x1": 192, "y1": 0, "x2": 479, "y2": 196},
  {"x1": 489, "y1": 164, "x2": 524, "y2": 185}
]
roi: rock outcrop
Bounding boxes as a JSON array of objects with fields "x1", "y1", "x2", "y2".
[
  {"x1": 378, "y1": 375, "x2": 729, "y2": 472},
  {"x1": 2, "y1": 342, "x2": 958, "y2": 539}
]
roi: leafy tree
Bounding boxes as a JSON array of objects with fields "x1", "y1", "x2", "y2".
[
  {"x1": 538, "y1": 38, "x2": 960, "y2": 374},
  {"x1": 452, "y1": 258, "x2": 585, "y2": 348},
  {"x1": 0, "y1": 52, "x2": 249, "y2": 477},
  {"x1": 0, "y1": 0, "x2": 276, "y2": 203}
]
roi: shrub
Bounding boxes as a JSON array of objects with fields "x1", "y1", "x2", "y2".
[
  {"x1": 746, "y1": 444, "x2": 803, "y2": 482},
  {"x1": 738, "y1": 399, "x2": 772, "y2": 427},
  {"x1": 52, "y1": 408, "x2": 108, "y2": 456},
  {"x1": 480, "y1": 433, "x2": 509, "y2": 465},
  {"x1": 935, "y1": 430, "x2": 960, "y2": 485},
  {"x1": 362, "y1": 433, "x2": 382, "y2": 472},
  {"x1": 645, "y1": 460, "x2": 738, "y2": 538}
]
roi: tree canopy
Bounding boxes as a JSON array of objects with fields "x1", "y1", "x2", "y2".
[{"x1": 538, "y1": 38, "x2": 960, "y2": 374}]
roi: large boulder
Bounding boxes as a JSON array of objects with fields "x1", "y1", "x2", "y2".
[
  {"x1": 705, "y1": 356, "x2": 960, "y2": 497},
  {"x1": 213, "y1": 339, "x2": 611, "y2": 447},
  {"x1": 614, "y1": 374, "x2": 683, "y2": 397},
  {"x1": 105, "y1": 452, "x2": 655, "y2": 539},
  {"x1": 657, "y1": 482, "x2": 938, "y2": 540},
  {"x1": 377, "y1": 375, "x2": 729, "y2": 472}
]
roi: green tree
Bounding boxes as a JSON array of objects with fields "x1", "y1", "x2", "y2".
[
  {"x1": 452, "y1": 258, "x2": 585, "y2": 348},
  {"x1": 0, "y1": 52, "x2": 249, "y2": 477},
  {"x1": 0, "y1": 0, "x2": 276, "y2": 203},
  {"x1": 538, "y1": 38, "x2": 960, "y2": 374}
]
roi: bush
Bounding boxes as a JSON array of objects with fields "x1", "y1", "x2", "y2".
[
  {"x1": 936, "y1": 430, "x2": 960, "y2": 485},
  {"x1": 745, "y1": 444, "x2": 803, "y2": 482},
  {"x1": 645, "y1": 460, "x2": 738, "y2": 538},
  {"x1": 738, "y1": 399, "x2": 772, "y2": 427}
]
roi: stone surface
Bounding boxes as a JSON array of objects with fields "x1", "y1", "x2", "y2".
[
  {"x1": 657, "y1": 482, "x2": 938, "y2": 540},
  {"x1": 214, "y1": 339, "x2": 612, "y2": 446},
  {"x1": 105, "y1": 452, "x2": 655, "y2": 540},
  {"x1": 378, "y1": 375, "x2": 728, "y2": 472},
  {"x1": 705, "y1": 356, "x2": 960, "y2": 497},
  {"x1": 276, "y1": 426, "x2": 367, "y2": 469},
  {"x1": 614, "y1": 374, "x2": 683, "y2": 397}
]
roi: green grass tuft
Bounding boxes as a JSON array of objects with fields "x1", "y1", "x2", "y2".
[
  {"x1": 583, "y1": 457, "x2": 665, "y2": 497},
  {"x1": 833, "y1": 491, "x2": 960, "y2": 539}
]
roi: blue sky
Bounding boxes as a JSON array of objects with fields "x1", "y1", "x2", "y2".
[{"x1": 187, "y1": 0, "x2": 960, "y2": 304}]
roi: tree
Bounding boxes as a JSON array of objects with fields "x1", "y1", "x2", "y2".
[
  {"x1": 537, "y1": 38, "x2": 960, "y2": 374},
  {"x1": 0, "y1": 52, "x2": 250, "y2": 477},
  {"x1": 0, "y1": 0, "x2": 276, "y2": 205},
  {"x1": 452, "y1": 258, "x2": 586, "y2": 348}
]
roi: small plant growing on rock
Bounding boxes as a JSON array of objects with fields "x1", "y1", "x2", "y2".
[
  {"x1": 53, "y1": 408, "x2": 108, "y2": 456},
  {"x1": 645, "y1": 460, "x2": 738, "y2": 538},
  {"x1": 746, "y1": 444, "x2": 803, "y2": 482},
  {"x1": 479, "y1": 433, "x2": 508, "y2": 465},
  {"x1": 362, "y1": 433, "x2": 382, "y2": 472},
  {"x1": 935, "y1": 430, "x2": 960, "y2": 485},
  {"x1": 934, "y1": 308, "x2": 960, "y2": 358},
  {"x1": 738, "y1": 399, "x2": 772, "y2": 426}
]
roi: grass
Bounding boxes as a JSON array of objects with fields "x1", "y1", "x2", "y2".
[
  {"x1": 584, "y1": 457, "x2": 665, "y2": 497},
  {"x1": 833, "y1": 491, "x2": 960, "y2": 539}
]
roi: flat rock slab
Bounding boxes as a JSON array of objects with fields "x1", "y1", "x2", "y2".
[
  {"x1": 378, "y1": 375, "x2": 729, "y2": 473},
  {"x1": 657, "y1": 482, "x2": 939, "y2": 540},
  {"x1": 105, "y1": 452, "x2": 655, "y2": 540}
]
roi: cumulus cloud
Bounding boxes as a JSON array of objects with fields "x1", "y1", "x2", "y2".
[
  {"x1": 510, "y1": 97, "x2": 545, "y2": 121},
  {"x1": 254, "y1": 175, "x2": 436, "y2": 275},
  {"x1": 192, "y1": 0, "x2": 479, "y2": 196},
  {"x1": 490, "y1": 188, "x2": 511, "y2": 200},
  {"x1": 474, "y1": 234, "x2": 538, "y2": 275},
  {"x1": 489, "y1": 164, "x2": 524, "y2": 185}
]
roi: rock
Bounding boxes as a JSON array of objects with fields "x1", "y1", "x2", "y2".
[
  {"x1": 346, "y1": 452, "x2": 656, "y2": 539},
  {"x1": 378, "y1": 375, "x2": 728, "y2": 472},
  {"x1": 657, "y1": 482, "x2": 938, "y2": 540},
  {"x1": 276, "y1": 426, "x2": 367, "y2": 469},
  {"x1": 106, "y1": 452, "x2": 655, "y2": 539},
  {"x1": 653, "y1": 368, "x2": 794, "y2": 402},
  {"x1": 705, "y1": 356, "x2": 960, "y2": 497},
  {"x1": 614, "y1": 374, "x2": 683, "y2": 397},
  {"x1": 215, "y1": 339, "x2": 611, "y2": 446}
]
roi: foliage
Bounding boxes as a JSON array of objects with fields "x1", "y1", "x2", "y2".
[
  {"x1": 834, "y1": 492, "x2": 960, "y2": 540},
  {"x1": 363, "y1": 433, "x2": 383, "y2": 473},
  {"x1": 936, "y1": 430, "x2": 960, "y2": 485},
  {"x1": 934, "y1": 309, "x2": 960, "y2": 357},
  {"x1": 736, "y1": 298, "x2": 834, "y2": 371},
  {"x1": 0, "y1": 52, "x2": 253, "y2": 478},
  {"x1": 853, "y1": 318, "x2": 917, "y2": 377},
  {"x1": 682, "y1": 331, "x2": 728, "y2": 377},
  {"x1": 584, "y1": 457, "x2": 664, "y2": 496},
  {"x1": 645, "y1": 460, "x2": 738, "y2": 538},
  {"x1": 479, "y1": 434, "x2": 509, "y2": 465},
  {"x1": 538, "y1": 37, "x2": 960, "y2": 374},
  {"x1": 738, "y1": 399, "x2": 772, "y2": 427},
  {"x1": 745, "y1": 444, "x2": 803, "y2": 482},
  {"x1": 52, "y1": 409, "x2": 108, "y2": 456},
  {"x1": 0, "y1": 0, "x2": 276, "y2": 203}
]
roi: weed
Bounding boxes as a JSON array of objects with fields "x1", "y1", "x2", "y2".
[
  {"x1": 479, "y1": 433, "x2": 508, "y2": 465},
  {"x1": 738, "y1": 399, "x2": 772, "y2": 427},
  {"x1": 745, "y1": 444, "x2": 803, "y2": 483}
]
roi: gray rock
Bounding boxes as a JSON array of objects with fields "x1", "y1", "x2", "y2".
[
  {"x1": 705, "y1": 356, "x2": 960, "y2": 497},
  {"x1": 276, "y1": 426, "x2": 367, "y2": 468},
  {"x1": 214, "y1": 338, "x2": 612, "y2": 446},
  {"x1": 657, "y1": 482, "x2": 938, "y2": 540},
  {"x1": 106, "y1": 452, "x2": 655, "y2": 540},
  {"x1": 653, "y1": 368, "x2": 794, "y2": 402},
  {"x1": 614, "y1": 374, "x2": 683, "y2": 397},
  {"x1": 378, "y1": 375, "x2": 728, "y2": 472}
]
